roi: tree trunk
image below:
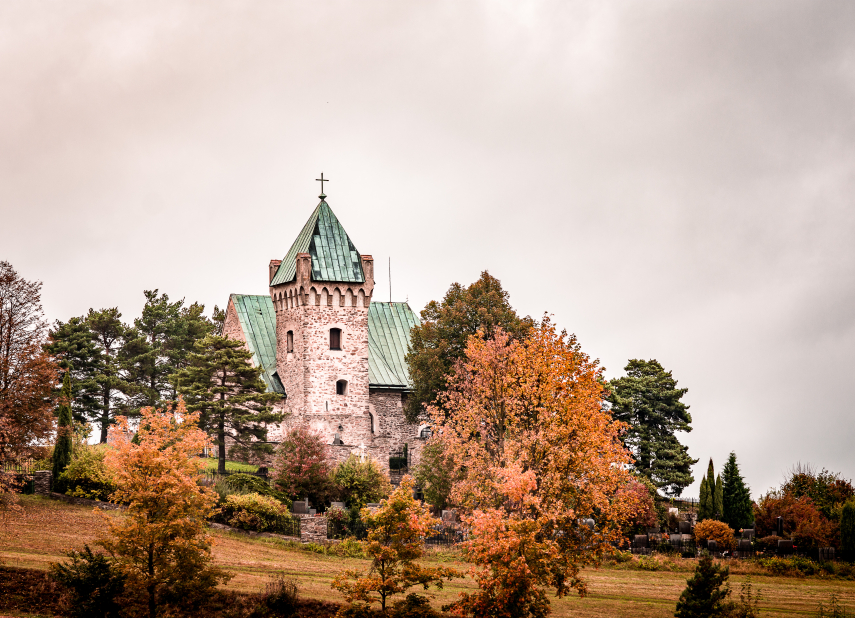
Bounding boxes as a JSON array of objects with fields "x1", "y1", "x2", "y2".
[
  {"x1": 148, "y1": 543, "x2": 156, "y2": 618},
  {"x1": 100, "y1": 385, "x2": 110, "y2": 443},
  {"x1": 218, "y1": 411, "x2": 226, "y2": 475}
]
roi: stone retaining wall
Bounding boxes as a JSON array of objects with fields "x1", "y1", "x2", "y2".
[{"x1": 296, "y1": 514, "x2": 328, "y2": 543}]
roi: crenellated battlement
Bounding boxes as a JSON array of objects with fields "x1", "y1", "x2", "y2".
[{"x1": 269, "y1": 253, "x2": 374, "y2": 312}]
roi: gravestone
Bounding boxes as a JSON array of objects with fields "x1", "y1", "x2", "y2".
[
  {"x1": 330, "y1": 502, "x2": 346, "y2": 509},
  {"x1": 679, "y1": 521, "x2": 691, "y2": 535},
  {"x1": 776, "y1": 516, "x2": 784, "y2": 537},
  {"x1": 777, "y1": 539, "x2": 794, "y2": 556},
  {"x1": 819, "y1": 547, "x2": 835, "y2": 562},
  {"x1": 633, "y1": 534, "x2": 648, "y2": 549},
  {"x1": 742, "y1": 529, "x2": 755, "y2": 540},
  {"x1": 707, "y1": 540, "x2": 718, "y2": 553},
  {"x1": 442, "y1": 510, "x2": 458, "y2": 524},
  {"x1": 292, "y1": 501, "x2": 308, "y2": 514},
  {"x1": 738, "y1": 539, "x2": 752, "y2": 552}
]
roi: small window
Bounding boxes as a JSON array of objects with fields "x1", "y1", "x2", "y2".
[
  {"x1": 330, "y1": 328, "x2": 341, "y2": 350},
  {"x1": 336, "y1": 379, "x2": 348, "y2": 396},
  {"x1": 287, "y1": 330, "x2": 294, "y2": 353}
]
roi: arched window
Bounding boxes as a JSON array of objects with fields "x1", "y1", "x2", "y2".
[
  {"x1": 336, "y1": 379, "x2": 348, "y2": 396},
  {"x1": 286, "y1": 330, "x2": 294, "y2": 353},
  {"x1": 330, "y1": 328, "x2": 342, "y2": 350}
]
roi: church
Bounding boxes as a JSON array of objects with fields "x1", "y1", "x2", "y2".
[{"x1": 221, "y1": 185, "x2": 425, "y2": 472}]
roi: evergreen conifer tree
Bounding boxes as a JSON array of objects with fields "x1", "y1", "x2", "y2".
[
  {"x1": 714, "y1": 474, "x2": 724, "y2": 520},
  {"x1": 52, "y1": 372, "x2": 74, "y2": 491},
  {"x1": 674, "y1": 552, "x2": 732, "y2": 618},
  {"x1": 45, "y1": 317, "x2": 100, "y2": 423},
  {"x1": 607, "y1": 359, "x2": 697, "y2": 495},
  {"x1": 85, "y1": 308, "x2": 128, "y2": 443},
  {"x1": 173, "y1": 334, "x2": 283, "y2": 473},
  {"x1": 699, "y1": 474, "x2": 711, "y2": 522},
  {"x1": 722, "y1": 452, "x2": 754, "y2": 529}
]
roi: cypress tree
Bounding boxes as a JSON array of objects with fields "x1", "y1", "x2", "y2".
[
  {"x1": 674, "y1": 552, "x2": 732, "y2": 618},
  {"x1": 841, "y1": 499, "x2": 855, "y2": 562},
  {"x1": 52, "y1": 372, "x2": 74, "y2": 491},
  {"x1": 722, "y1": 452, "x2": 754, "y2": 529},
  {"x1": 699, "y1": 474, "x2": 711, "y2": 522},
  {"x1": 714, "y1": 474, "x2": 724, "y2": 521}
]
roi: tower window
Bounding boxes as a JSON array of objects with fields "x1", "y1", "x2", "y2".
[
  {"x1": 287, "y1": 330, "x2": 294, "y2": 353},
  {"x1": 336, "y1": 379, "x2": 348, "y2": 396},
  {"x1": 330, "y1": 328, "x2": 342, "y2": 350}
]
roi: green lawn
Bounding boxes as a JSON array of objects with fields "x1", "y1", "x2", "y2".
[
  {"x1": 3, "y1": 495, "x2": 855, "y2": 617},
  {"x1": 204, "y1": 459, "x2": 259, "y2": 473}
]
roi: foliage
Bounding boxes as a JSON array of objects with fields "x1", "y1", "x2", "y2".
[
  {"x1": 332, "y1": 455, "x2": 392, "y2": 511},
  {"x1": 781, "y1": 463, "x2": 855, "y2": 521},
  {"x1": 217, "y1": 492, "x2": 295, "y2": 534},
  {"x1": 49, "y1": 544, "x2": 125, "y2": 618},
  {"x1": 729, "y1": 578, "x2": 761, "y2": 618},
  {"x1": 59, "y1": 444, "x2": 116, "y2": 501},
  {"x1": 754, "y1": 492, "x2": 835, "y2": 549},
  {"x1": 674, "y1": 552, "x2": 732, "y2": 618},
  {"x1": 275, "y1": 426, "x2": 337, "y2": 507},
  {"x1": 221, "y1": 473, "x2": 291, "y2": 507},
  {"x1": 52, "y1": 371, "x2": 74, "y2": 492},
  {"x1": 404, "y1": 271, "x2": 534, "y2": 423},
  {"x1": 431, "y1": 320, "x2": 634, "y2": 616},
  {"x1": 0, "y1": 261, "x2": 57, "y2": 509},
  {"x1": 412, "y1": 439, "x2": 456, "y2": 512},
  {"x1": 722, "y1": 452, "x2": 754, "y2": 530},
  {"x1": 841, "y1": 499, "x2": 855, "y2": 562},
  {"x1": 98, "y1": 399, "x2": 230, "y2": 618},
  {"x1": 700, "y1": 469, "x2": 712, "y2": 523},
  {"x1": 606, "y1": 358, "x2": 696, "y2": 496},
  {"x1": 332, "y1": 476, "x2": 461, "y2": 612},
  {"x1": 694, "y1": 520, "x2": 737, "y2": 551},
  {"x1": 174, "y1": 334, "x2": 283, "y2": 473},
  {"x1": 618, "y1": 477, "x2": 659, "y2": 536}
]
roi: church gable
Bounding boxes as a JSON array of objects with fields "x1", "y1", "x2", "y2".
[
  {"x1": 227, "y1": 294, "x2": 285, "y2": 394},
  {"x1": 270, "y1": 200, "x2": 365, "y2": 286}
]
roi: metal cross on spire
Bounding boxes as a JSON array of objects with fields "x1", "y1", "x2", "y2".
[{"x1": 316, "y1": 172, "x2": 329, "y2": 198}]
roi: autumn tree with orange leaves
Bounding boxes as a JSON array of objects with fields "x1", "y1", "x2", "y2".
[
  {"x1": 430, "y1": 319, "x2": 637, "y2": 618},
  {"x1": 99, "y1": 399, "x2": 230, "y2": 618},
  {"x1": 0, "y1": 261, "x2": 56, "y2": 508}
]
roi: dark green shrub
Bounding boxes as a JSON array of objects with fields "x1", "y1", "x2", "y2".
[
  {"x1": 391, "y1": 593, "x2": 441, "y2": 618},
  {"x1": 675, "y1": 552, "x2": 731, "y2": 618},
  {"x1": 334, "y1": 604, "x2": 381, "y2": 618},
  {"x1": 49, "y1": 545, "x2": 125, "y2": 618}
]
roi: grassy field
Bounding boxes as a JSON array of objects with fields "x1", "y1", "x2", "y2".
[{"x1": 3, "y1": 495, "x2": 855, "y2": 617}]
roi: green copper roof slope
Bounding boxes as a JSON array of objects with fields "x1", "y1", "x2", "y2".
[
  {"x1": 230, "y1": 294, "x2": 285, "y2": 394},
  {"x1": 270, "y1": 200, "x2": 365, "y2": 286},
  {"x1": 367, "y1": 302, "x2": 420, "y2": 389}
]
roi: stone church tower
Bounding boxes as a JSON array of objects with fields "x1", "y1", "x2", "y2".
[{"x1": 222, "y1": 191, "x2": 423, "y2": 471}]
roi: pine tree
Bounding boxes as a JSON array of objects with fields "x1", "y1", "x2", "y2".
[
  {"x1": 722, "y1": 452, "x2": 754, "y2": 530},
  {"x1": 173, "y1": 334, "x2": 283, "y2": 473},
  {"x1": 52, "y1": 372, "x2": 74, "y2": 491},
  {"x1": 85, "y1": 308, "x2": 128, "y2": 443},
  {"x1": 45, "y1": 317, "x2": 101, "y2": 424},
  {"x1": 674, "y1": 552, "x2": 732, "y2": 618},
  {"x1": 607, "y1": 359, "x2": 697, "y2": 496},
  {"x1": 714, "y1": 474, "x2": 724, "y2": 520}
]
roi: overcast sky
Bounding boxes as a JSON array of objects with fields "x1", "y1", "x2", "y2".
[{"x1": 2, "y1": 1, "x2": 853, "y2": 498}]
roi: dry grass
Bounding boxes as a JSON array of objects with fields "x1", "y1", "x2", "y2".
[{"x1": 3, "y1": 495, "x2": 855, "y2": 617}]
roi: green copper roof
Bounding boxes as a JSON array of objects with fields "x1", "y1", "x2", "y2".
[
  {"x1": 367, "y1": 302, "x2": 420, "y2": 390},
  {"x1": 270, "y1": 200, "x2": 365, "y2": 286},
  {"x1": 230, "y1": 294, "x2": 285, "y2": 394}
]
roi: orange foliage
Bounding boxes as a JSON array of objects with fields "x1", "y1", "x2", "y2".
[
  {"x1": 332, "y1": 476, "x2": 460, "y2": 612},
  {"x1": 693, "y1": 519, "x2": 737, "y2": 551},
  {"x1": 754, "y1": 492, "x2": 837, "y2": 549},
  {"x1": 430, "y1": 319, "x2": 634, "y2": 617},
  {"x1": 99, "y1": 399, "x2": 230, "y2": 618}
]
